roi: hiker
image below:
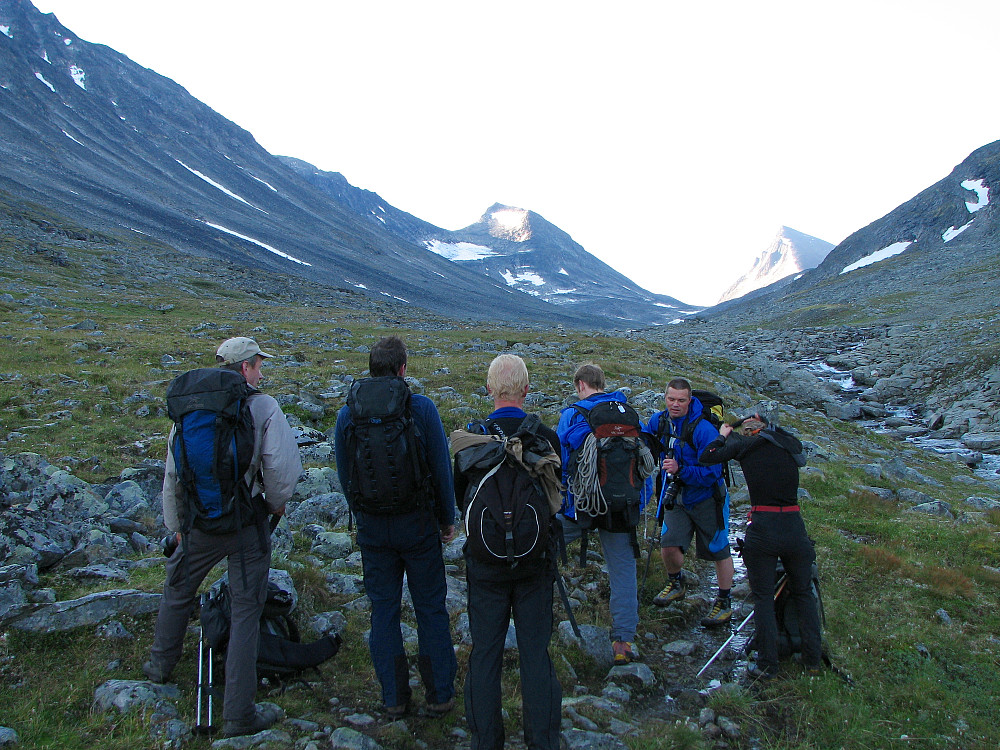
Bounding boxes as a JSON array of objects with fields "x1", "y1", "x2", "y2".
[
  {"x1": 557, "y1": 363, "x2": 653, "y2": 665},
  {"x1": 333, "y1": 335, "x2": 457, "y2": 717},
  {"x1": 452, "y1": 353, "x2": 562, "y2": 750},
  {"x1": 700, "y1": 415, "x2": 823, "y2": 679},
  {"x1": 645, "y1": 378, "x2": 735, "y2": 627},
  {"x1": 144, "y1": 337, "x2": 302, "y2": 738}
]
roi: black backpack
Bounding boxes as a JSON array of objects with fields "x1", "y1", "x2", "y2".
[
  {"x1": 344, "y1": 376, "x2": 433, "y2": 516},
  {"x1": 200, "y1": 573, "x2": 342, "y2": 684},
  {"x1": 747, "y1": 561, "x2": 826, "y2": 661},
  {"x1": 568, "y1": 400, "x2": 654, "y2": 535},
  {"x1": 455, "y1": 415, "x2": 558, "y2": 567},
  {"x1": 166, "y1": 368, "x2": 263, "y2": 536}
]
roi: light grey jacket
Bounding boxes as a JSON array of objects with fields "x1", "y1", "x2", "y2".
[{"x1": 162, "y1": 391, "x2": 303, "y2": 532}]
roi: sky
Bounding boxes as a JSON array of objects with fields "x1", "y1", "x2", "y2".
[{"x1": 28, "y1": 0, "x2": 1000, "y2": 306}]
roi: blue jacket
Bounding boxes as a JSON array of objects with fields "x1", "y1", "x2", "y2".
[
  {"x1": 644, "y1": 396, "x2": 724, "y2": 510},
  {"x1": 335, "y1": 391, "x2": 456, "y2": 528},
  {"x1": 556, "y1": 390, "x2": 652, "y2": 519}
]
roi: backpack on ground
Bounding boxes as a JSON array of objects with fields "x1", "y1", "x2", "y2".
[
  {"x1": 200, "y1": 571, "x2": 342, "y2": 685},
  {"x1": 568, "y1": 401, "x2": 656, "y2": 534},
  {"x1": 344, "y1": 376, "x2": 434, "y2": 516},
  {"x1": 452, "y1": 414, "x2": 562, "y2": 567},
  {"x1": 746, "y1": 560, "x2": 826, "y2": 662},
  {"x1": 166, "y1": 368, "x2": 264, "y2": 536}
]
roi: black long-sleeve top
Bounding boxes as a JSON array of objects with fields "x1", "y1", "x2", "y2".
[{"x1": 699, "y1": 431, "x2": 801, "y2": 507}]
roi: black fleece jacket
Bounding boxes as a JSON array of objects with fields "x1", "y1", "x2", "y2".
[{"x1": 699, "y1": 430, "x2": 802, "y2": 507}]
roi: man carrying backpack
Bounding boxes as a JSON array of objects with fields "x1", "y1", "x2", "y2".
[
  {"x1": 334, "y1": 336, "x2": 457, "y2": 717},
  {"x1": 645, "y1": 378, "x2": 735, "y2": 628},
  {"x1": 144, "y1": 337, "x2": 302, "y2": 738},
  {"x1": 700, "y1": 416, "x2": 822, "y2": 680},
  {"x1": 452, "y1": 354, "x2": 562, "y2": 750},
  {"x1": 558, "y1": 363, "x2": 654, "y2": 666}
]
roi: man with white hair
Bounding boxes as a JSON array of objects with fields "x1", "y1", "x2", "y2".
[{"x1": 455, "y1": 353, "x2": 562, "y2": 750}]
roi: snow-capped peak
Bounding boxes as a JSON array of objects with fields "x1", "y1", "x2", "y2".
[{"x1": 486, "y1": 205, "x2": 532, "y2": 242}]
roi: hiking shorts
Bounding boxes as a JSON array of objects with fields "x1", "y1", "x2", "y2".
[{"x1": 660, "y1": 497, "x2": 730, "y2": 561}]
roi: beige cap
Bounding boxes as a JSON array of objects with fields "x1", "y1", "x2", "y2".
[{"x1": 216, "y1": 337, "x2": 273, "y2": 365}]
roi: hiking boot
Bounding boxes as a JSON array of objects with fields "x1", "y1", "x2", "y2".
[
  {"x1": 700, "y1": 597, "x2": 732, "y2": 628},
  {"x1": 743, "y1": 663, "x2": 777, "y2": 685},
  {"x1": 222, "y1": 707, "x2": 278, "y2": 738},
  {"x1": 426, "y1": 698, "x2": 454, "y2": 717},
  {"x1": 141, "y1": 658, "x2": 172, "y2": 684},
  {"x1": 612, "y1": 640, "x2": 635, "y2": 665},
  {"x1": 385, "y1": 701, "x2": 409, "y2": 717},
  {"x1": 653, "y1": 576, "x2": 687, "y2": 606}
]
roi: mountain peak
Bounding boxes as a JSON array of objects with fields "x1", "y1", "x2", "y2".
[
  {"x1": 718, "y1": 226, "x2": 833, "y2": 303},
  {"x1": 481, "y1": 203, "x2": 532, "y2": 242}
]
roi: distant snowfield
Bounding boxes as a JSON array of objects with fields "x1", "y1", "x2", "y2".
[
  {"x1": 200, "y1": 221, "x2": 311, "y2": 266},
  {"x1": 61, "y1": 129, "x2": 84, "y2": 146},
  {"x1": 424, "y1": 239, "x2": 497, "y2": 261},
  {"x1": 0, "y1": 25, "x2": 12, "y2": 38},
  {"x1": 34, "y1": 72, "x2": 55, "y2": 92},
  {"x1": 501, "y1": 269, "x2": 546, "y2": 287},
  {"x1": 69, "y1": 64, "x2": 86, "y2": 89},
  {"x1": 963, "y1": 178, "x2": 989, "y2": 212},
  {"x1": 176, "y1": 160, "x2": 266, "y2": 213},
  {"x1": 840, "y1": 241, "x2": 912, "y2": 274}
]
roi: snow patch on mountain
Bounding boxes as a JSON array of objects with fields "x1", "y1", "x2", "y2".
[
  {"x1": 425, "y1": 239, "x2": 497, "y2": 261},
  {"x1": 201, "y1": 221, "x2": 310, "y2": 266},
  {"x1": 177, "y1": 160, "x2": 265, "y2": 213},
  {"x1": 69, "y1": 64, "x2": 86, "y2": 89},
  {"x1": 840, "y1": 241, "x2": 912, "y2": 274}
]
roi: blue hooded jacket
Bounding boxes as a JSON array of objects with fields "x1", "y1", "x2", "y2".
[
  {"x1": 557, "y1": 390, "x2": 652, "y2": 519},
  {"x1": 644, "y1": 395, "x2": 725, "y2": 511}
]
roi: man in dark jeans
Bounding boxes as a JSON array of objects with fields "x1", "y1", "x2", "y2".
[
  {"x1": 699, "y1": 416, "x2": 822, "y2": 680},
  {"x1": 334, "y1": 336, "x2": 457, "y2": 716},
  {"x1": 454, "y1": 354, "x2": 562, "y2": 750}
]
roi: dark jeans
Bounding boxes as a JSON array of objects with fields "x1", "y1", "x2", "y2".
[
  {"x1": 356, "y1": 510, "x2": 456, "y2": 708},
  {"x1": 465, "y1": 557, "x2": 562, "y2": 750},
  {"x1": 743, "y1": 511, "x2": 822, "y2": 674},
  {"x1": 149, "y1": 525, "x2": 270, "y2": 722}
]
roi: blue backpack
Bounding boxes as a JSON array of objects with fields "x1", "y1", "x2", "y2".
[{"x1": 166, "y1": 368, "x2": 263, "y2": 535}]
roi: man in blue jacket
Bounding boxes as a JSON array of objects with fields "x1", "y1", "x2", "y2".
[
  {"x1": 334, "y1": 336, "x2": 457, "y2": 717},
  {"x1": 557, "y1": 363, "x2": 649, "y2": 664},
  {"x1": 644, "y1": 377, "x2": 734, "y2": 627}
]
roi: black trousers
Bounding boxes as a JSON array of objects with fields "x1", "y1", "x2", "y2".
[
  {"x1": 743, "y1": 511, "x2": 823, "y2": 673},
  {"x1": 464, "y1": 557, "x2": 562, "y2": 750}
]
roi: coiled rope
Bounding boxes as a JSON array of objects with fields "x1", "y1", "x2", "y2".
[{"x1": 570, "y1": 435, "x2": 659, "y2": 517}]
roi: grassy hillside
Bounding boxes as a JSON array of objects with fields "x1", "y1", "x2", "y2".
[{"x1": 1, "y1": 211, "x2": 999, "y2": 749}]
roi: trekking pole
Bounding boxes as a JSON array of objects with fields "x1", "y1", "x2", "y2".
[
  {"x1": 207, "y1": 636, "x2": 213, "y2": 731},
  {"x1": 639, "y1": 476, "x2": 669, "y2": 598},
  {"x1": 196, "y1": 631, "x2": 206, "y2": 730},
  {"x1": 696, "y1": 574, "x2": 788, "y2": 677}
]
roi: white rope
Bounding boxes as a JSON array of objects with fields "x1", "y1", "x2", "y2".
[{"x1": 570, "y1": 435, "x2": 659, "y2": 518}]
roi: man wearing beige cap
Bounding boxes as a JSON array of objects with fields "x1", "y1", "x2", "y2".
[{"x1": 144, "y1": 337, "x2": 302, "y2": 737}]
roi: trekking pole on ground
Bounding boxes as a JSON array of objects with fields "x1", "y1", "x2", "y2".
[
  {"x1": 696, "y1": 574, "x2": 788, "y2": 677},
  {"x1": 195, "y1": 592, "x2": 214, "y2": 734}
]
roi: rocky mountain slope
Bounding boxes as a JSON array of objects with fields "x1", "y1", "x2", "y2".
[
  {"x1": 718, "y1": 226, "x2": 833, "y2": 303},
  {"x1": 701, "y1": 140, "x2": 1000, "y2": 329},
  {"x1": 0, "y1": 0, "x2": 692, "y2": 327},
  {"x1": 279, "y1": 157, "x2": 692, "y2": 326}
]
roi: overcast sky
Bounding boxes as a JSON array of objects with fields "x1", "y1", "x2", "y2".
[{"x1": 30, "y1": 0, "x2": 1000, "y2": 306}]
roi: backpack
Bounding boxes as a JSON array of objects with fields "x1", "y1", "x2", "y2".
[
  {"x1": 567, "y1": 400, "x2": 656, "y2": 535},
  {"x1": 200, "y1": 571, "x2": 342, "y2": 684},
  {"x1": 453, "y1": 414, "x2": 561, "y2": 567},
  {"x1": 344, "y1": 376, "x2": 433, "y2": 516},
  {"x1": 166, "y1": 368, "x2": 263, "y2": 536},
  {"x1": 747, "y1": 561, "x2": 826, "y2": 661}
]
